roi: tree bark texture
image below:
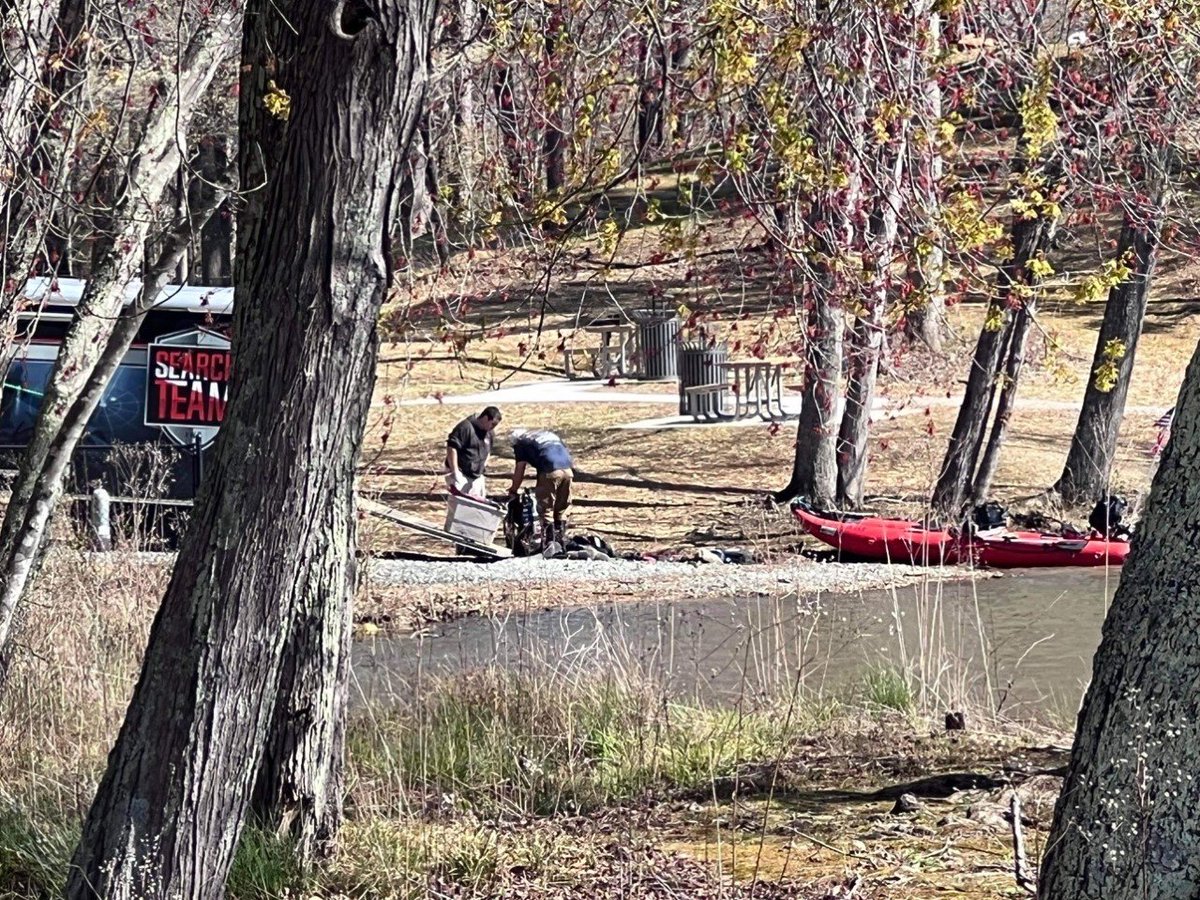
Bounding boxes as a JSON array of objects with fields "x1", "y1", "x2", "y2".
[
  {"x1": 0, "y1": 4, "x2": 242, "y2": 682},
  {"x1": 970, "y1": 295, "x2": 1036, "y2": 504},
  {"x1": 198, "y1": 137, "x2": 234, "y2": 285},
  {"x1": 172, "y1": 135, "x2": 191, "y2": 285},
  {"x1": 838, "y1": 128, "x2": 907, "y2": 509},
  {"x1": 636, "y1": 30, "x2": 666, "y2": 154},
  {"x1": 1055, "y1": 210, "x2": 1162, "y2": 506},
  {"x1": 1039, "y1": 338, "x2": 1200, "y2": 898},
  {"x1": 64, "y1": 0, "x2": 434, "y2": 893},
  {"x1": 903, "y1": 4, "x2": 946, "y2": 353},
  {"x1": 418, "y1": 118, "x2": 451, "y2": 266},
  {"x1": 542, "y1": 11, "x2": 565, "y2": 195},
  {"x1": 930, "y1": 210, "x2": 1053, "y2": 516},
  {"x1": 836, "y1": 312, "x2": 882, "y2": 508},
  {"x1": 784, "y1": 270, "x2": 844, "y2": 510}
]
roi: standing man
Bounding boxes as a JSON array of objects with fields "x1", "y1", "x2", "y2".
[
  {"x1": 506, "y1": 428, "x2": 574, "y2": 546},
  {"x1": 445, "y1": 405, "x2": 502, "y2": 498}
]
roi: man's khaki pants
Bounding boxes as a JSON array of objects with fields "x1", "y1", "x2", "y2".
[{"x1": 535, "y1": 468, "x2": 573, "y2": 540}]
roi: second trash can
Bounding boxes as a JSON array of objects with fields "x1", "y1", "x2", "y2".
[
  {"x1": 632, "y1": 308, "x2": 681, "y2": 380},
  {"x1": 678, "y1": 341, "x2": 729, "y2": 418}
]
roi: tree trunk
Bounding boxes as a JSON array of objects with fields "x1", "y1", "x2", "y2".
[
  {"x1": 904, "y1": 4, "x2": 946, "y2": 353},
  {"x1": 0, "y1": 8, "x2": 241, "y2": 675},
  {"x1": 173, "y1": 135, "x2": 191, "y2": 285},
  {"x1": 668, "y1": 30, "x2": 690, "y2": 143},
  {"x1": 446, "y1": 0, "x2": 483, "y2": 220},
  {"x1": 636, "y1": 32, "x2": 666, "y2": 155},
  {"x1": 783, "y1": 277, "x2": 843, "y2": 510},
  {"x1": 970, "y1": 296, "x2": 1036, "y2": 504},
  {"x1": 199, "y1": 137, "x2": 234, "y2": 285},
  {"x1": 0, "y1": 0, "x2": 60, "y2": 163},
  {"x1": 930, "y1": 210, "x2": 1053, "y2": 516},
  {"x1": 1039, "y1": 338, "x2": 1200, "y2": 898},
  {"x1": 1055, "y1": 210, "x2": 1162, "y2": 506},
  {"x1": 492, "y1": 63, "x2": 525, "y2": 201},
  {"x1": 249, "y1": 592, "x2": 352, "y2": 863},
  {"x1": 64, "y1": 0, "x2": 434, "y2": 894},
  {"x1": 838, "y1": 130, "x2": 907, "y2": 509},
  {"x1": 542, "y1": 14, "x2": 566, "y2": 195},
  {"x1": 775, "y1": 16, "x2": 866, "y2": 510},
  {"x1": 419, "y1": 118, "x2": 451, "y2": 267},
  {"x1": 836, "y1": 313, "x2": 882, "y2": 508},
  {"x1": 240, "y1": 0, "x2": 359, "y2": 862}
]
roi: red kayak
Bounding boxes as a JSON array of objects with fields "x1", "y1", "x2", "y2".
[
  {"x1": 792, "y1": 506, "x2": 961, "y2": 566},
  {"x1": 970, "y1": 530, "x2": 1130, "y2": 568},
  {"x1": 793, "y1": 506, "x2": 1130, "y2": 569}
]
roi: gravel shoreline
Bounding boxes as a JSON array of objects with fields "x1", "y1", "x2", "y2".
[
  {"x1": 101, "y1": 549, "x2": 980, "y2": 632},
  {"x1": 361, "y1": 555, "x2": 979, "y2": 631}
]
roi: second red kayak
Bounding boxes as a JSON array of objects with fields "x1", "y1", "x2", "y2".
[{"x1": 793, "y1": 506, "x2": 1130, "y2": 569}]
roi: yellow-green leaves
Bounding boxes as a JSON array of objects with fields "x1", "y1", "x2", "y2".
[
  {"x1": 1028, "y1": 255, "x2": 1055, "y2": 279},
  {"x1": 1019, "y1": 60, "x2": 1058, "y2": 157},
  {"x1": 1093, "y1": 338, "x2": 1129, "y2": 392},
  {"x1": 263, "y1": 81, "x2": 291, "y2": 121},
  {"x1": 725, "y1": 129, "x2": 752, "y2": 173},
  {"x1": 1010, "y1": 173, "x2": 1061, "y2": 221},
  {"x1": 983, "y1": 303, "x2": 1007, "y2": 332},
  {"x1": 1074, "y1": 257, "x2": 1133, "y2": 303},
  {"x1": 943, "y1": 191, "x2": 1003, "y2": 251},
  {"x1": 598, "y1": 218, "x2": 620, "y2": 255},
  {"x1": 711, "y1": 0, "x2": 758, "y2": 86}
]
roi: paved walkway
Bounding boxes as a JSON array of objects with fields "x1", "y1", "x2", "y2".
[
  {"x1": 396, "y1": 376, "x2": 1175, "y2": 433},
  {"x1": 398, "y1": 379, "x2": 675, "y2": 407}
]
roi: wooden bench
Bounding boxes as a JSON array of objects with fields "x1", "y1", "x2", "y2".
[{"x1": 682, "y1": 383, "x2": 731, "y2": 420}]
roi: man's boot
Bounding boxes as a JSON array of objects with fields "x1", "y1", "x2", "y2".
[{"x1": 541, "y1": 519, "x2": 561, "y2": 557}]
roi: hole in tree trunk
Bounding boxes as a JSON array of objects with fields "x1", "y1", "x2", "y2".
[{"x1": 338, "y1": 0, "x2": 372, "y2": 35}]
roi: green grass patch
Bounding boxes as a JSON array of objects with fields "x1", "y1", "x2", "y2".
[
  {"x1": 858, "y1": 666, "x2": 916, "y2": 715},
  {"x1": 349, "y1": 670, "x2": 811, "y2": 817},
  {"x1": 0, "y1": 804, "x2": 77, "y2": 898}
]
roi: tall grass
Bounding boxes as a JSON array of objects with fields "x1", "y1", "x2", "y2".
[{"x1": 350, "y1": 667, "x2": 803, "y2": 819}]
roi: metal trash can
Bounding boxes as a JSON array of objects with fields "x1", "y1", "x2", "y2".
[
  {"x1": 632, "y1": 308, "x2": 680, "y2": 381},
  {"x1": 678, "y1": 341, "x2": 729, "y2": 417}
]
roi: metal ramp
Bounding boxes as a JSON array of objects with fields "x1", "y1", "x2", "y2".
[{"x1": 360, "y1": 497, "x2": 511, "y2": 560}]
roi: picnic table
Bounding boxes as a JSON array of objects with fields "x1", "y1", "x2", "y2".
[
  {"x1": 717, "y1": 359, "x2": 788, "y2": 420},
  {"x1": 563, "y1": 322, "x2": 636, "y2": 378}
]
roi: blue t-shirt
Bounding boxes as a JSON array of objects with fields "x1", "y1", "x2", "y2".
[{"x1": 513, "y1": 430, "x2": 573, "y2": 473}]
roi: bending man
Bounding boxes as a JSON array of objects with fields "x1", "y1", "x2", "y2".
[{"x1": 507, "y1": 428, "x2": 575, "y2": 545}]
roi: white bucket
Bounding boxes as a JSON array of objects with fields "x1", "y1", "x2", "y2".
[{"x1": 444, "y1": 492, "x2": 505, "y2": 546}]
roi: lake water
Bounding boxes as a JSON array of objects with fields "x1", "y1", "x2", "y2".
[{"x1": 351, "y1": 567, "x2": 1119, "y2": 723}]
